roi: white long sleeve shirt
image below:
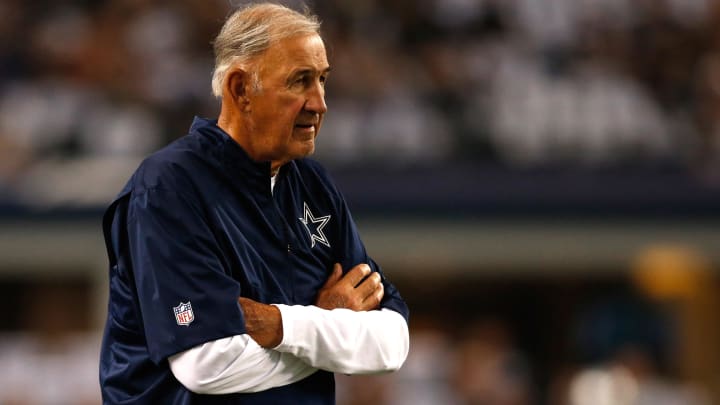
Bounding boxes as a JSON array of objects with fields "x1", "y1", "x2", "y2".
[{"x1": 169, "y1": 307, "x2": 409, "y2": 394}]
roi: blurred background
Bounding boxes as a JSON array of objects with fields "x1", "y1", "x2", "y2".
[{"x1": 1, "y1": 0, "x2": 719, "y2": 404}]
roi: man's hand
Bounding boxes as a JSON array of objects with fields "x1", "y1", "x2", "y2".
[
  {"x1": 238, "y1": 263, "x2": 383, "y2": 347},
  {"x1": 315, "y1": 263, "x2": 384, "y2": 311},
  {"x1": 238, "y1": 297, "x2": 283, "y2": 348}
]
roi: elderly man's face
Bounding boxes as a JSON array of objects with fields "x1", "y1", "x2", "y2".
[{"x1": 244, "y1": 33, "x2": 329, "y2": 167}]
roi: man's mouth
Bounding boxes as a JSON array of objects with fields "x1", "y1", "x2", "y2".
[{"x1": 294, "y1": 123, "x2": 315, "y2": 131}]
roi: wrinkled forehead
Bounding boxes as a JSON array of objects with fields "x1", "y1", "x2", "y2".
[{"x1": 257, "y1": 33, "x2": 329, "y2": 75}]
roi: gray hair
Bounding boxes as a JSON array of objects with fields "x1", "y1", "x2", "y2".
[{"x1": 211, "y1": 3, "x2": 321, "y2": 97}]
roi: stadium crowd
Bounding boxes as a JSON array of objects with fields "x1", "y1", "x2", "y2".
[{"x1": 1, "y1": 0, "x2": 720, "y2": 206}]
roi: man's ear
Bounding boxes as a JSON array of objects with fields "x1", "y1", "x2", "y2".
[{"x1": 224, "y1": 67, "x2": 251, "y2": 110}]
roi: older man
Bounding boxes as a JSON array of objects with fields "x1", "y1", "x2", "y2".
[{"x1": 99, "y1": 3, "x2": 409, "y2": 404}]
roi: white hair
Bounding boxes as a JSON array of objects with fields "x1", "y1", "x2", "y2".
[{"x1": 211, "y1": 3, "x2": 321, "y2": 97}]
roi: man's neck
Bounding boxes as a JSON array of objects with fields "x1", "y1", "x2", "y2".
[{"x1": 218, "y1": 108, "x2": 286, "y2": 176}]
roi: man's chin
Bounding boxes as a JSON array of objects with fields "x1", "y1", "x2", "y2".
[
  {"x1": 294, "y1": 140, "x2": 315, "y2": 158},
  {"x1": 298, "y1": 147, "x2": 315, "y2": 159}
]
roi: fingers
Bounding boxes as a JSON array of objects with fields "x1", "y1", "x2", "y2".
[
  {"x1": 314, "y1": 263, "x2": 385, "y2": 311},
  {"x1": 355, "y1": 272, "x2": 382, "y2": 301},
  {"x1": 350, "y1": 269, "x2": 384, "y2": 310},
  {"x1": 344, "y1": 263, "x2": 371, "y2": 287},
  {"x1": 361, "y1": 276, "x2": 384, "y2": 310},
  {"x1": 321, "y1": 263, "x2": 343, "y2": 289}
]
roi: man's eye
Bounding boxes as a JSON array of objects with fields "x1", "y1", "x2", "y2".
[{"x1": 290, "y1": 75, "x2": 326, "y2": 88}]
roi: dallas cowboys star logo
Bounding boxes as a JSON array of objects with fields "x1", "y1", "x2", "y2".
[{"x1": 298, "y1": 202, "x2": 331, "y2": 248}]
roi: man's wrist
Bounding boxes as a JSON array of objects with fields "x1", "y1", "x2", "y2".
[{"x1": 238, "y1": 297, "x2": 283, "y2": 348}]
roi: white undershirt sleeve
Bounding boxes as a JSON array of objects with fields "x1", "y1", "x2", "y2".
[
  {"x1": 169, "y1": 306, "x2": 409, "y2": 394},
  {"x1": 272, "y1": 306, "x2": 410, "y2": 375},
  {"x1": 168, "y1": 334, "x2": 317, "y2": 394}
]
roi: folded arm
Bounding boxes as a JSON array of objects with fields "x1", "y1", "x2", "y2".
[
  {"x1": 168, "y1": 334, "x2": 317, "y2": 394},
  {"x1": 274, "y1": 305, "x2": 409, "y2": 374},
  {"x1": 169, "y1": 263, "x2": 409, "y2": 394},
  {"x1": 276, "y1": 262, "x2": 408, "y2": 373}
]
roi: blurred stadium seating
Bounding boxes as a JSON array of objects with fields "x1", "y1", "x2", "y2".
[{"x1": 0, "y1": 0, "x2": 718, "y2": 404}]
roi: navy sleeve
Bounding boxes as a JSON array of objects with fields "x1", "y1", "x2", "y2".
[
  {"x1": 126, "y1": 187, "x2": 247, "y2": 364},
  {"x1": 333, "y1": 196, "x2": 409, "y2": 321}
]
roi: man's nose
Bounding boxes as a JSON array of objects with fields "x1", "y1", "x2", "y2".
[{"x1": 305, "y1": 83, "x2": 327, "y2": 114}]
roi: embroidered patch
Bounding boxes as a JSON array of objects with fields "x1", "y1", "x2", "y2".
[
  {"x1": 298, "y1": 202, "x2": 331, "y2": 248},
  {"x1": 173, "y1": 302, "x2": 194, "y2": 326}
]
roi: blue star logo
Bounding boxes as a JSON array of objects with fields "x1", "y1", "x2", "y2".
[{"x1": 298, "y1": 202, "x2": 331, "y2": 248}]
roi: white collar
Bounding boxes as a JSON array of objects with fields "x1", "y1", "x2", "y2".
[{"x1": 270, "y1": 174, "x2": 278, "y2": 194}]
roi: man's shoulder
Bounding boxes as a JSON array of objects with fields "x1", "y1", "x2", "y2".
[
  {"x1": 106, "y1": 137, "x2": 213, "y2": 220},
  {"x1": 131, "y1": 135, "x2": 211, "y2": 192}
]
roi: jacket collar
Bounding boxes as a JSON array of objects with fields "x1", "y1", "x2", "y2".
[{"x1": 189, "y1": 116, "x2": 277, "y2": 194}]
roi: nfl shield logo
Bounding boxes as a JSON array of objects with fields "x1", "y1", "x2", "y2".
[{"x1": 173, "y1": 302, "x2": 194, "y2": 326}]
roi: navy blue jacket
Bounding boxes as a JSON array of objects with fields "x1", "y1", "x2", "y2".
[{"x1": 99, "y1": 117, "x2": 409, "y2": 404}]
